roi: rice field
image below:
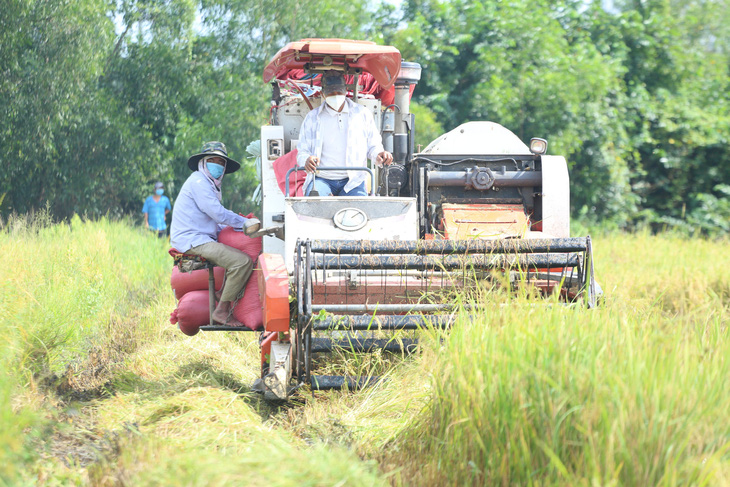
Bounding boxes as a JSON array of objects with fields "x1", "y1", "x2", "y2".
[{"x1": 0, "y1": 212, "x2": 728, "y2": 486}]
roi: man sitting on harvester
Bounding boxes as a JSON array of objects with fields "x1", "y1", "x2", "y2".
[
  {"x1": 170, "y1": 141, "x2": 261, "y2": 327},
  {"x1": 297, "y1": 71, "x2": 393, "y2": 196}
]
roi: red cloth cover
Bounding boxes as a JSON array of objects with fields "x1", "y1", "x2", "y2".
[
  {"x1": 169, "y1": 290, "x2": 210, "y2": 336},
  {"x1": 217, "y1": 222, "x2": 264, "y2": 331},
  {"x1": 273, "y1": 149, "x2": 305, "y2": 196},
  {"x1": 278, "y1": 69, "x2": 415, "y2": 106},
  {"x1": 170, "y1": 266, "x2": 225, "y2": 300}
]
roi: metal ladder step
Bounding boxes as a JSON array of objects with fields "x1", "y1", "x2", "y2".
[
  {"x1": 313, "y1": 314, "x2": 454, "y2": 331},
  {"x1": 311, "y1": 337, "x2": 418, "y2": 354},
  {"x1": 199, "y1": 325, "x2": 255, "y2": 332},
  {"x1": 310, "y1": 375, "x2": 383, "y2": 391}
]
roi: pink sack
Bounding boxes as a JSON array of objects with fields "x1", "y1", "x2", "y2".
[
  {"x1": 272, "y1": 149, "x2": 305, "y2": 196},
  {"x1": 218, "y1": 221, "x2": 264, "y2": 331},
  {"x1": 218, "y1": 221, "x2": 263, "y2": 256},
  {"x1": 232, "y1": 268, "x2": 263, "y2": 331},
  {"x1": 169, "y1": 290, "x2": 211, "y2": 336},
  {"x1": 170, "y1": 266, "x2": 225, "y2": 300}
]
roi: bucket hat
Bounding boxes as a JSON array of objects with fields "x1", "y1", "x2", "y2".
[{"x1": 187, "y1": 141, "x2": 241, "y2": 174}]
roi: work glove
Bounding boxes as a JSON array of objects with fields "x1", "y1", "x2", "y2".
[{"x1": 243, "y1": 217, "x2": 261, "y2": 236}]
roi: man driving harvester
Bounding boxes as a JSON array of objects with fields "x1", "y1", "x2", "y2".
[
  {"x1": 297, "y1": 71, "x2": 393, "y2": 196},
  {"x1": 170, "y1": 141, "x2": 261, "y2": 327}
]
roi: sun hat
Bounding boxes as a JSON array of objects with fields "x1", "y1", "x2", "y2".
[{"x1": 186, "y1": 141, "x2": 241, "y2": 174}]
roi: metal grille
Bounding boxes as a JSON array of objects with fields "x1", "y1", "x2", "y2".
[{"x1": 293, "y1": 237, "x2": 597, "y2": 385}]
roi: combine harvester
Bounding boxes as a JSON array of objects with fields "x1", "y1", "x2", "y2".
[{"x1": 246, "y1": 39, "x2": 600, "y2": 399}]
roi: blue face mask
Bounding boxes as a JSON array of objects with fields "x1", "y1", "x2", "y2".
[
  {"x1": 206, "y1": 162, "x2": 225, "y2": 179},
  {"x1": 155, "y1": 188, "x2": 164, "y2": 195}
]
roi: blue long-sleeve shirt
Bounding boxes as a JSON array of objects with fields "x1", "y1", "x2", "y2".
[{"x1": 170, "y1": 171, "x2": 247, "y2": 252}]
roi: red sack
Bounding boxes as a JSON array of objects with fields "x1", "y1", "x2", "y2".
[
  {"x1": 232, "y1": 268, "x2": 263, "y2": 331},
  {"x1": 169, "y1": 290, "x2": 211, "y2": 336},
  {"x1": 218, "y1": 223, "x2": 263, "y2": 257},
  {"x1": 218, "y1": 223, "x2": 264, "y2": 331},
  {"x1": 272, "y1": 149, "x2": 305, "y2": 196},
  {"x1": 170, "y1": 266, "x2": 225, "y2": 300}
]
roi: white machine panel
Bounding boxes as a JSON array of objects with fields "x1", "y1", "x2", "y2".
[
  {"x1": 541, "y1": 155, "x2": 570, "y2": 238},
  {"x1": 422, "y1": 121, "x2": 531, "y2": 155},
  {"x1": 283, "y1": 197, "x2": 418, "y2": 272},
  {"x1": 260, "y1": 125, "x2": 286, "y2": 257}
]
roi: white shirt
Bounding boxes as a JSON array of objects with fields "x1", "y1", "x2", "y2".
[
  {"x1": 318, "y1": 102, "x2": 349, "y2": 180},
  {"x1": 297, "y1": 98, "x2": 384, "y2": 194}
]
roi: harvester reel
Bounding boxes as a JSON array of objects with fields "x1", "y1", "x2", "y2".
[{"x1": 291, "y1": 237, "x2": 598, "y2": 393}]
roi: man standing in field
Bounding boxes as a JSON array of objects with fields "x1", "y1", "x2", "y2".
[
  {"x1": 170, "y1": 141, "x2": 260, "y2": 327},
  {"x1": 297, "y1": 71, "x2": 393, "y2": 196},
  {"x1": 142, "y1": 181, "x2": 171, "y2": 238}
]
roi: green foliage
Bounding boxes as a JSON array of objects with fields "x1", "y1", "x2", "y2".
[
  {"x1": 409, "y1": 101, "x2": 444, "y2": 149},
  {"x1": 581, "y1": 0, "x2": 730, "y2": 232},
  {"x1": 380, "y1": 0, "x2": 730, "y2": 232},
  {"x1": 1, "y1": 0, "x2": 728, "y2": 233},
  {"x1": 0, "y1": 351, "x2": 36, "y2": 485},
  {"x1": 0, "y1": 0, "x2": 376, "y2": 221},
  {"x1": 0, "y1": 0, "x2": 115, "y2": 216}
]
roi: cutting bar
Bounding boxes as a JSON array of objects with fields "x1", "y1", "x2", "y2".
[
  {"x1": 310, "y1": 375, "x2": 383, "y2": 391},
  {"x1": 312, "y1": 314, "x2": 454, "y2": 331},
  {"x1": 311, "y1": 337, "x2": 419, "y2": 354}
]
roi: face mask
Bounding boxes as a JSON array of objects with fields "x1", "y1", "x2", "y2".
[
  {"x1": 325, "y1": 95, "x2": 346, "y2": 111},
  {"x1": 155, "y1": 189, "x2": 164, "y2": 195},
  {"x1": 206, "y1": 162, "x2": 225, "y2": 179}
]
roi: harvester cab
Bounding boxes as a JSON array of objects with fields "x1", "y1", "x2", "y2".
[{"x1": 254, "y1": 39, "x2": 600, "y2": 400}]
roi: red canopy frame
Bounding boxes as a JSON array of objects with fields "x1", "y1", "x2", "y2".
[{"x1": 263, "y1": 38, "x2": 402, "y2": 90}]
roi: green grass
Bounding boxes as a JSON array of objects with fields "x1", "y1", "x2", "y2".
[
  {"x1": 0, "y1": 214, "x2": 728, "y2": 486},
  {"x1": 0, "y1": 211, "x2": 172, "y2": 485},
  {"x1": 0, "y1": 212, "x2": 385, "y2": 486},
  {"x1": 390, "y1": 233, "x2": 730, "y2": 485}
]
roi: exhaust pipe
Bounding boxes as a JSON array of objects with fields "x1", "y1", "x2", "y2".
[{"x1": 393, "y1": 61, "x2": 421, "y2": 164}]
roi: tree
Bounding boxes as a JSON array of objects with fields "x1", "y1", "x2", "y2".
[
  {"x1": 584, "y1": 0, "x2": 730, "y2": 231},
  {"x1": 381, "y1": 0, "x2": 730, "y2": 232},
  {"x1": 385, "y1": 0, "x2": 636, "y2": 223},
  {"x1": 0, "y1": 0, "x2": 115, "y2": 217}
]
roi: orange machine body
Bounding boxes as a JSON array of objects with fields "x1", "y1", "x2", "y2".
[{"x1": 257, "y1": 253, "x2": 290, "y2": 332}]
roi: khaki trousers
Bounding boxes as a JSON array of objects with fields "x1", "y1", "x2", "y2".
[{"x1": 188, "y1": 241, "x2": 254, "y2": 303}]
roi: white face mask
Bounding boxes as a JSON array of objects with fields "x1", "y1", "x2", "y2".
[{"x1": 325, "y1": 94, "x2": 345, "y2": 111}]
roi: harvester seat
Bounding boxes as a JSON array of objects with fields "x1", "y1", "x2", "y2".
[{"x1": 168, "y1": 248, "x2": 215, "y2": 273}]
